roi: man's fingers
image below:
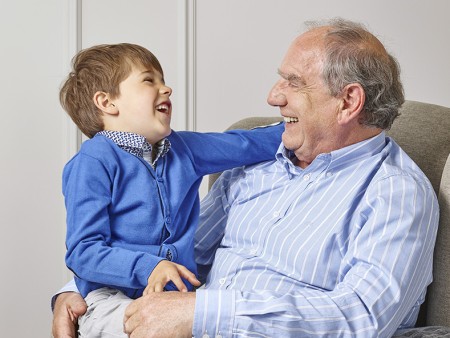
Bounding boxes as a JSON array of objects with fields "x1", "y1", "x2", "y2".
[
  {"x1": 123, "y1": 297, "x2": 145, "y2": 335},
  {"x1": 52, "y1": 292, "x2": 87, "y2": 338},
  {"x1": 123, "y1": 311, "x2": 136, "y2": 335},
  {"x1": 123, "y1": 298, "x2": 138, "y2": 324},
  {"x1": 69, "y1": 298, "x2": 88, "y2": 318}
]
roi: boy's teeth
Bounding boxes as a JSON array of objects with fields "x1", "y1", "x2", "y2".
[
  {"x1": 284, "y1": 116, "x2": 299, "y2": 123},
  {"x1": 156, "y1": 104, "x2": 169, "y2": 112}
]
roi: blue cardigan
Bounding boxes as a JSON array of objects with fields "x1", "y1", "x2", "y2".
[{"x1": 64, "y1": 125, "x2": 283, "y2": 298}]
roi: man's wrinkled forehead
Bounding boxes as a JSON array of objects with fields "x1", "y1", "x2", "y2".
[{"x1": 280, "y1": 34, "x2": 324, "y2": 75}]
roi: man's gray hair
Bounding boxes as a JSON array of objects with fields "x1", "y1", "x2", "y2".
[{"x1": 306, "y1": 18, "x2": 405, "y2": 130}]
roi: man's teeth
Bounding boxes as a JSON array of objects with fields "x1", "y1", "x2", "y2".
[
  {"x1": 284, "y1": 117, "x2": 299, "y2": 123},
  {"x1": 156, "y1": 104, "x2": 169, "y2": 112}
]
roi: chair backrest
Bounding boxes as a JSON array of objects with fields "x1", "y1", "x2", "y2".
[
  {"x1": 427, "y1": 155, "x2": 450, "y2": 327},
  {"x1": 208, "y1": 100, "x2": 450, "y2": 327}
]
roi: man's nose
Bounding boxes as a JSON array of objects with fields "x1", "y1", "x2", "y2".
[{"x1": 267, "y1": 80, "x2": 286, "y2": 106}]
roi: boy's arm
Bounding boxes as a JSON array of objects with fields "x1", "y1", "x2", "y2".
[
  {"x1": 175, "y1": 122, "x2": 284, "y2": 176},
  {"x1": 64, "y1": 153, "x2": 164, "y2": 294}
]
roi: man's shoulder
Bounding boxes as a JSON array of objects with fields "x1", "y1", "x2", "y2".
[{"x1": 377, "y1": 139, "x2": 433, "y2": 190}]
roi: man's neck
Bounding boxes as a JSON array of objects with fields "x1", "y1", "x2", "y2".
[{"x1": 293, "y1": 128, "x2": 382, "y2": 168}]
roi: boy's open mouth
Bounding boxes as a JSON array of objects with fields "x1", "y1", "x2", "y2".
[{"x1": 156, "y1": 102, "x2": 171, "y2": 113}]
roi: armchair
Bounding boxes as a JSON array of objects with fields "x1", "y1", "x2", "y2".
[{"x1": 208, "y1": 100, "x2": 450, "y2": 336}]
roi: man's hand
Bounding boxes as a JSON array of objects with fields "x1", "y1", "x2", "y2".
[
  {"x1": 144, "y1": 260, "x2": 201, "y2": 294},
  {"x1": 124, "y1": 291, "x2": 195, "y2": 338},
  {"x1": 52, "y1": 292, "x2": 87, "y2": 338}
]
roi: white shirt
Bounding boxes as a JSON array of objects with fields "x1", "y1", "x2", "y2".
[{"x1": 194, "y1": 132, "x2": 439, "y2": 337}]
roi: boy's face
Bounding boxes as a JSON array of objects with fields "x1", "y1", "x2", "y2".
[{"x1": 111, "y1": 65, "x2": 172, "y2": 144}]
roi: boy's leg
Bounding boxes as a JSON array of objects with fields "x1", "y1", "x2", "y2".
[{"x1": 78, "y1": 287, "x2": 133, "y2": 338}]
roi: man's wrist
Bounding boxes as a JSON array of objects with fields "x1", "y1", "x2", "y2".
[
  {"x1": 193, "y1": 289, "x2": 235, "y2": 337},
  {"x1": 51, "y1": 279, "x2": 79, "y2": 311}
]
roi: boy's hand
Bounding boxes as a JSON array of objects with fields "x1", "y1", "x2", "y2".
[{"x1": 144, "y1": 260, "x2": 201, "y2": 295}]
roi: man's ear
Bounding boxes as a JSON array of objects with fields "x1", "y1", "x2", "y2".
[
  {"x1": 93, "y1": 91, "x2": 118, "y2": 115},
  {"x1": 337, "y1": 83, "x2": 365, "y2": 125}
]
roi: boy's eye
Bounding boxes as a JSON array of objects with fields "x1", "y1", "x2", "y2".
[{"x1": 144, "y1": 78, "x2": 154, "y2": 83}]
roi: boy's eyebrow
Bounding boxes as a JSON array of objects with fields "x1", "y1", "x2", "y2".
[
  {"x1": 140, "y1": 70, "x2": 155, "y2": 76},
  {"x1": 140, "y1": 70, "x2": 165, "y2": 82}
]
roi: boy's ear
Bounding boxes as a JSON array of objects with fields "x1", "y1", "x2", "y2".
[
  {"x1": 93, "y1": 91, "x2": 118, "y2": 115},
  {"x1": 336, "y1": 83, "x2": 365, "y2": 125}
]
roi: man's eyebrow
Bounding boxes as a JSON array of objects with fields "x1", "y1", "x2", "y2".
[{"x1": 277, "y1": 69, "x2": 305, "y2": 85}]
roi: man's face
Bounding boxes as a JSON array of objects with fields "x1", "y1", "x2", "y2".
[
  {"x1": 267, "y1": 28, "x2": 341, "y2": 167},
  {"x1": 112, "y1": 65, "x2": 173, "y2": 144}
]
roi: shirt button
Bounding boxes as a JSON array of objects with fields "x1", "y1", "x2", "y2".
[
  {"x1": 219, "y1": 278, "x2": 226, "y2": 285},
  {"x1": 250, "y1": 249, "x2": 257, "y2": 255},
  {"x1": 216, "y1": 335, "x2": 223, "y2": 338},
  {"x1": 273, "y1": 211, "x2": 280, "y2": 217},
  {"x1": 202, "y1": 334, "x2": 210, "y2": 338},
  {"x1": 327, "y1": 172, "x2": 333, "y2": 177},
  {"x1": 157, "y1": 177, "x2": 164, "y2": 182},
  {"x1": 303, "y1": 173, "x2": 311, "y2": 181},
  {"x1": 165, "y1": 216, "x2": 171, "y2": 224}
]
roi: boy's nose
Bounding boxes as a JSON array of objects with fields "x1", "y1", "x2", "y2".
[{"x1": 160, "y1": 85, "x2": 172, "y2": 96}]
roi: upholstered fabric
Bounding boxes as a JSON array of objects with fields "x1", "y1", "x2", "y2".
[
  {"x1": 427, "y1": 155, "x2": 450, "y2": 327},
  {"x1": 393, "y1": 326, "x2": 450, "y2": 337},
  {"x1": 207, "y1": 100, "x2": 450, "y2": 332},
  {"x1": 392, "y1": 326, "x2": 450, "y2": 338},
  {"x1": 385, "y1": 101, "x2": 450, "y2": 327},
  {"x1": 386, "y1": 100, "x2": 450, "y2": 193}
]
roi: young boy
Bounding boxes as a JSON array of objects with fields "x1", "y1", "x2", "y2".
[{"x1": 60, "y1": 43, "x2": 283, "y2": 337}]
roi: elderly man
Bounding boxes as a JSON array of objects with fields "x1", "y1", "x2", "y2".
[{"x1": 53, "y1": 18, "x2": 438, "y2": 338}]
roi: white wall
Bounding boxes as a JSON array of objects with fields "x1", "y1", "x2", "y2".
[
  {"x1": 0, "y1": 1, "x2": 448, "y2": 337},
  {"x1": 194, "y1": 0, "x2": 450, "y2": 132},
  {"x1": 0, "y1": 1, "x2": 77, "y2": 337}
]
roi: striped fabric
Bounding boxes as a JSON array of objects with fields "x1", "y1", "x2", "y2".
[{"x1": 193, "y1": 132, "x2": 439, "y2": 337}]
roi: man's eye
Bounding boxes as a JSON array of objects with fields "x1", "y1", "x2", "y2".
[{"x1": 288, "y1": 82, "x2": 299, "y2": 88}]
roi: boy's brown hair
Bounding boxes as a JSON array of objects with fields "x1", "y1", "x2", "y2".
[{"x1": 60, "y1": 43, "x2": 164, "y2": 138}]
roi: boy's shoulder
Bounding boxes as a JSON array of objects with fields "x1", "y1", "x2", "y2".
[
  {"x1": 69, "y1": 135, "x2": 121, "y2": 164},
  {"x1": 80, "y1": 134, "x2": 116, "y2": 154}
]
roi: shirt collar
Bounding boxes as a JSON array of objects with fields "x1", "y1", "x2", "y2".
[
  {"x1": 96, "y1": 130, "x2": 171, "y2": 164},
  {"x1": 328, "y1": 131, "x2": 386, "y2": 170}
]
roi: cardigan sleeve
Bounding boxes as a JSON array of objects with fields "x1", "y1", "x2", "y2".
[{"x1": 174, "y1": 122, "x2": 284, "y2": 176}]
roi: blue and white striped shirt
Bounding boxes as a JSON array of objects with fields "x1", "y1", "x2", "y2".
[{"x1": 194, "y1": 132, "x2": 439, "y2": 337}]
